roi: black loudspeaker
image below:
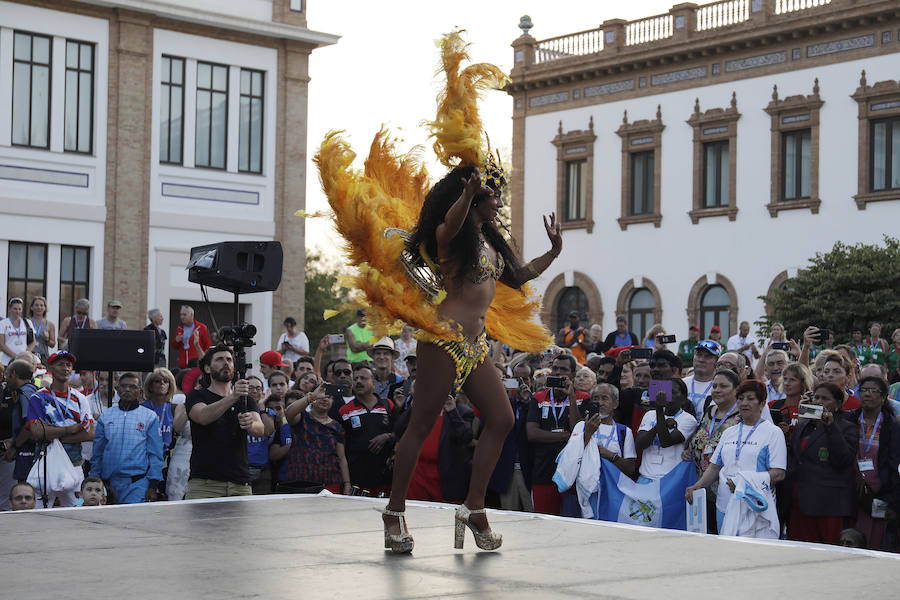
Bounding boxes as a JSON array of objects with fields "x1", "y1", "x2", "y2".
[
  {"x1": 68, "y1": 329, "x2": 157, "y2": 373},
  {"x1": 187, "y1": 241, "x2": 283, "y2": 294}
]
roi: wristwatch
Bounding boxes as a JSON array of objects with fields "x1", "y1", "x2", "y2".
[{"x1": 611, "y1": 454, "x2": 620, "y2": 464}]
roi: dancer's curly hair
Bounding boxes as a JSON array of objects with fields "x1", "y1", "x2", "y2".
[{"x1": 407, "y1": 165, "x2": 524, "y2": 288}]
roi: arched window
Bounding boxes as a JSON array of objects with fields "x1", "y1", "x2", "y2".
[
  {"x1": 555, "y1": 286, "x2": 588, "y2": 333},
  {"x1": 700, "y1": 285, "x2": 731, "y2": 340},
  {"x1": 627, "y1": 288, "x2": 655, "y2": 342}
]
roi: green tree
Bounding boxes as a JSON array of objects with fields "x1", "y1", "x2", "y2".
[
  {"x1": 304, "y1": 250, "x2": 355, "y2": 356},
  {"x1": 758, "y1": 236, "x2": 900, "y2": 343}
]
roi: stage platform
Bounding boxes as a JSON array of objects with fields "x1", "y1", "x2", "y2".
[{"x1": 3, "y1": 493, "x2": 898, "y2": 599}]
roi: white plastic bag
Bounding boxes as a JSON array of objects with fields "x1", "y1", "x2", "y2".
[{"x1": 28, "y1": 439, "x2": 84, "y2": 495}]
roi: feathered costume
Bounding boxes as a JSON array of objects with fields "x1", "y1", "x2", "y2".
[{"x1": 314, "y1": 31, "x2": 552, "y2": 388}]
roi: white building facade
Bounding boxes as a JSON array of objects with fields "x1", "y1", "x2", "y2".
[
  {"x1": 508, "y1": 0, "x2": 900, "y2": 343},
  {"x1": 0, "y1": 0, "x2": 337, "y2": 368}
]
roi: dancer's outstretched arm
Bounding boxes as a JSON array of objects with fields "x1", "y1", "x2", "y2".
[{"x1": 507, "y1": 212, "x2": 562, "y2": 286}]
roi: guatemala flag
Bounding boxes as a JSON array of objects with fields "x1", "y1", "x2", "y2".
[{"x1": 592, "y1": 459, "x2": 697, "y2": 530}]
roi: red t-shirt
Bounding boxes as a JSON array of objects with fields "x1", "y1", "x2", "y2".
[{"x1": 419, "y1": 414, "x2": 443, "y2": 464}]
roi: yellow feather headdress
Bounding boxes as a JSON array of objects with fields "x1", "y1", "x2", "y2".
[{"x1": 313, "y1": 31, "x2": 551, "y2": 353}]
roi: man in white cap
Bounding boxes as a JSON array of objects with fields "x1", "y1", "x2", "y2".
[{"x1": 367, "y1": 337, "x2": 405, "y2": 401}]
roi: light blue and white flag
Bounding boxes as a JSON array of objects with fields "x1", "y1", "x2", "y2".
[{"x1": 592, "y1": 458, "x2": 697, "y2": 530}]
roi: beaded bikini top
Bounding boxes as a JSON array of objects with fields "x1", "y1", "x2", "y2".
[{"x1": 473, "y1": 248, "x2": 504, "y2": 284}]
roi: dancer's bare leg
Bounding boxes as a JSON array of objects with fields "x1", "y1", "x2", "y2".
[
  {"x1": 460, "y1": 359, "x2": 514, "y2": 531},
  {"x1": 383, "y1": 342, "x2": 455, "y2": 534}
]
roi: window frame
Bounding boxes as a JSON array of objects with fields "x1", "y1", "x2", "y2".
[
  {"x1": 763, "y1": 79, "x2": 822, "y2": 217},
  {"x1": 852, "y1": 73, "x2": 900, "y2": 209},
  {"x1": 781, "y1": 128, "x2": 812, "y2": 201},
  {"x1": 160, "y1": 55, "x2": 186, "y2": 165},
  {"x1": 552, "y1": 118, "x2": 596, "y2": 233},
  {"x1": 7, "y1": 242, "x2": 48, "y2": 312},
  {"x1": 59, "y1": 245, "x2": 91, "y2": 322},
  {"x1": 699, "y1": 285, "x2": 731, "y2": 342},
  {"x1": 869, "y1": 116, "x2": 899, "y2": 192},
  {"x1": 63, "y1": 39, "x2": 95, "y2": 154},
  {"x1": 194, "y1": 61, "x2": 230, "y2": 170},
  {"x1": 627, "y1": 288, "x2": 656, "y2": 342},
  {"x1": 687, "y1": 274, "x2": 738, "y2": 340},
  {"x1": 238, "y1": 68, "x2": 265, "y2": 174},
  {"x1": 11, "y1": 30, "x2": 53, "y2": 150},
  {"x1": 616, "y1": 107, "x2": 664, "y2": 230},
  {"x1": 703, "y1": 140, "x2": 729, "y2": 208},
  {"x1": 688, "y1": 95, "x2": 740, "y2": 223}
]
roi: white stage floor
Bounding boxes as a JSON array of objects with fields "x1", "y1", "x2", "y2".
[{"x1": 3, "y1": 493, "x2": 897, "y2": 599}]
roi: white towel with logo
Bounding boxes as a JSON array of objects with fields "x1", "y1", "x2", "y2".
[
  {"x1": 720, "y1": 471, "x2": 780, "y2": 539},
  {"x1": 553, "y1": 421, "x2": 602, "y2": 518}
]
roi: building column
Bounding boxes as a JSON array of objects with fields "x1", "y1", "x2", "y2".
[
  {"x1": 104, "y1": 9, "x2": 152, "y2": 328},
  {"x1": 272, "y1": 41, "x2": 312, "y2": 341}
]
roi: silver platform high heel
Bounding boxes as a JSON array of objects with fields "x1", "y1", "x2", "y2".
[
  {"x1": 381, "y1": 508, "x2": 414, "y2": 553},
  {"x1": 454, "y1": 505, "x2": 502, "y2": 551}
]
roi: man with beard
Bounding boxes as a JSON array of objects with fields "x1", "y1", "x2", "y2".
[
  {"x1": 185, "y1": 345, "x2": 265, "y2": 499},
  {"x1": 339, "y1": 365, "x2": 396, "y2": 495},
  {"x1": 89, "y1": 372, "x2": 164, "y2": 503}
]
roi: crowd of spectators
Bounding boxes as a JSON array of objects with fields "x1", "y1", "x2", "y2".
[{"x1": 2, "y1": 296, "x2": 898, "y2": 552}]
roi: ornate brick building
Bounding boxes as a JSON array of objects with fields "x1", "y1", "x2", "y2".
[
  {"x1": 508, "y1": 0, "x2": 899, "y2": 340},
  {"x1": 0, "y1": 0, "x2": 337, "y2": 365}
]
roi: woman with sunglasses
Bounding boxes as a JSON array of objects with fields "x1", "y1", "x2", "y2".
[{"x1": 846, "y1": 376, "x2": 900, "y2": 551}]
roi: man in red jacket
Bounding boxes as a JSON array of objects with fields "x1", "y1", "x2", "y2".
[{"x1": 172, "y1": 305, "x2": 211, "y2": 369}]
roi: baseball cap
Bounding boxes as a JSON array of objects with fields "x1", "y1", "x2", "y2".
[
  {"x1": 260, "y1": 350, "x2": 291, "y2": 368},
  {"x1": 107, "y1": 299, "x2": 123, "y2": 308},
  {"x1": 47, "y1": 350, "x2": 77, "y2": 366},
  {"x1": 695, "y1": 340, "x2": 721, "y2": 357},
  {"x1": 689, "y1": 324, "x2": 700, "y2": 332},
  {"x1": 710, "y1": 325, "x2": 721, "y2": 333}
]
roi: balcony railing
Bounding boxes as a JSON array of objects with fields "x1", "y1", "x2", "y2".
[
  {"x1": 535, "y1": 28, "x2": 604, "y2": 64},
  {"x1": 696, "y1": 0, "x2": 750, "y2": 31},
  {"x1": 523, "y1": 0, "x2": 848, "y2": 67},
  {"x1": 775, "y1": 0, "x2": 832, "y2": 15},
  {"x1": 625, "y1": 13, "x2": 673, "y2": 46}
]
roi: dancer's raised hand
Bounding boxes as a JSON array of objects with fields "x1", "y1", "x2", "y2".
[{"x1": 543, "y1": 212, "x2": 562, "y2": 256}]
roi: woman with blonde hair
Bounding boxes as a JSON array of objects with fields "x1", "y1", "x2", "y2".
[
  {"x1": 142, "y1": 368, "x2": 177, "y2": 448},
  {"x1": 643, "y1": 324, "x2": 668, "y2": 350}
]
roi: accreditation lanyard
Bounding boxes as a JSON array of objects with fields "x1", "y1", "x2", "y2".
[
  {"x1": 766, "y1": 381, "x2": 784, "y2": 400},
  {"x1": 49, "y1": 388, "x2": 74, "y2": 424},
  {"x1": 859, "y1": 412, "x2": 883, "y2": 455},
  {"x1": 593, "y1": 424, "x2": 617, "y2": 449},
  {"x1": 734, "y1": 420, "x2": 762, "y2": 463},
  {"x1": 691, "y1": 378, "x2": 713, "y2": 401},
  {"x1": 548, "y1": 390, "x2": 568, "y2": 429},
  {"x1": 708, "y1": 403, "x2": 736, "y2": 438}
]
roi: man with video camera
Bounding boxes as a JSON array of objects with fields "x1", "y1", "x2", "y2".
[{"x1": 185, "y1": 344, "x2": 265, "y2": 499}]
